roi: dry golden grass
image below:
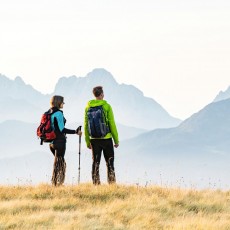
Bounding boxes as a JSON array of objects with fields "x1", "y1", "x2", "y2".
[{"x1": 0, "y1": 183, "x2": 229, "y2": 229}]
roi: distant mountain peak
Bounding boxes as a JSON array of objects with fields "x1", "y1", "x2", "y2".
[
  {"x1": 14, "y1": 76, "x2": 25, "y2": 85},
  {"x1": 89, "y1": 68, "x2": 112, "y2": 76},
  {"x1": 0, "y1": 74, "x2": 25, "y2": 86},
  {"x1": 0, "y1": 74, "x2": 10, "y2": 83},
  {"x1": 213, "y1": 86, "x2": 230, "y2": 102},
  {"x1": 86, "y1": 68, "x2": 117, "y2": 84}
]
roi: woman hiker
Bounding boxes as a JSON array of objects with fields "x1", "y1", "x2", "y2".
[{"x1": 49, "y1": 95, "x2": 81, "y2": 186}]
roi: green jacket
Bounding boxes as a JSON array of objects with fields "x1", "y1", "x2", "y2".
[{"x1": 84, "y1": 99, "x2": 119, "y2": 148}]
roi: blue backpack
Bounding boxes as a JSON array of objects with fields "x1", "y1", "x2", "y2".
[{"x1": 87, "y1": 106, "x2": 110, "y2": 138}]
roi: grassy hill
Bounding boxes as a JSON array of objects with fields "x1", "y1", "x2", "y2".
[{"x1": 0, "y1": 184, "x2": 229, "y2": 229}]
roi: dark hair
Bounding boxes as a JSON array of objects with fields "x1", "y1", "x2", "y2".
[
  {"x1": 50, "y1": 95, "x2": 64, "y2": 108},
  {"x1": 93, "y1": 86, "x2": 103, "y2": 97}
]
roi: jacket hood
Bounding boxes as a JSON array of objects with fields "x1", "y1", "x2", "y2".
[{"x1": 87, "y1": 99, "x2": 108, "y2": 107}]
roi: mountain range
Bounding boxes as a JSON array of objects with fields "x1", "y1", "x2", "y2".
[
  {"x1": 122, "y1": 98, "x2": 230, "y2": 155},
  {"x1": 117, "y1": 98, "x2": 230, "y2": 189},
  {"x1": 0, "y1": 69, "x2": 229, "y2": 189},
  {"x1": 0, "y1": 69, "x2": 181, "y2": 129}
]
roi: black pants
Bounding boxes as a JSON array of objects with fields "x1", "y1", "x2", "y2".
[
  {"x1": 49, "y1": 142, "x2": 66, "y2": 159},
  {"x1": 91, "y1": 138, "x2": 116, "y2": 185},
  {"x1": 49, "y1": 142, "x2": 66, "y2": 186}
]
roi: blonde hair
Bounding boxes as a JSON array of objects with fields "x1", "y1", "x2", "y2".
[{"x1": 50, "y1": 95, "x2": 64, "y2": 109}]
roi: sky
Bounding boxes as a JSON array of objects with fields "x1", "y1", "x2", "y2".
[{"x1": 0, "y1": 0, "x2": 230, "y2": 120}]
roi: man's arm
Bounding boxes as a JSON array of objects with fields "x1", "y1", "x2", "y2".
[
  {"x1": 84, "y1": 107, "x2": 91, "y2": 148},
  {"x1": 107, "y1": 105, "x2": 119, "y2": 146}
]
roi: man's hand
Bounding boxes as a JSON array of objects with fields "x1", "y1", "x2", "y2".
[{"x1": 114, "y1": 144, "x2": 119, "y2": 148}]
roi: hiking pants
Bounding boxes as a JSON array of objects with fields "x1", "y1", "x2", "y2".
[
  {"x1": 50, "y1": 142, "x2": 66, "y2": 186},
  {"x1": 90, "y1": 138, "x2": 116, "y2": 185},
  {"x1": 49, "y1": 142, "x2": 66, "y2": 159}
]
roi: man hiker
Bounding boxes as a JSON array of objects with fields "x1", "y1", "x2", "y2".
[{"x1": 84, "y1": 86, "x2": 119, "y2": 185}]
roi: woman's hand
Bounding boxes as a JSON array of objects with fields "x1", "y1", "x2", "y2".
[
  {"x1": 76, "y1": 126, "x2": 82, "y2": 136},
  {"x1": 76, "y1": 130, "x2": 82, "y2": 136}
]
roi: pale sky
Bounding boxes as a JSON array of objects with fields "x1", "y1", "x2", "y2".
[{"x1": 1, "y1": 0, "x2": 230, "y2": 119}]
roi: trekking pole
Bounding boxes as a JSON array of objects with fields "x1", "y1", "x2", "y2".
[{"x1": 78, "y1": 126, "x2": 82, "y2": 185}]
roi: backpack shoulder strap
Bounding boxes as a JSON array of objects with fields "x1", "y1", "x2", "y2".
[
  {"x1": 100, "y1": 105, "x2": 109, "y2": 125},
  {"x1": 47, "y1": 107, "x2": 62, "y2": 115}
]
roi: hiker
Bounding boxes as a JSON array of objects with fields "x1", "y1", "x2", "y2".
[
  {"x1": 49, "y1": 95, "x2": 82, "y2": 186},
  {"x1": 84, "y1": 86, "x2": 119, "y2": 185}
]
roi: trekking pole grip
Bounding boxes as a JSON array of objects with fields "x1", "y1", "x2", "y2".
[{"x1": 77, "y1": 125, "x2": 82, "y2": 135}]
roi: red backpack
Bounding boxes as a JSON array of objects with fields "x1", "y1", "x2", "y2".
[{"x1": 37, "y1": 110, "x2": 56, "y2": 145}]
